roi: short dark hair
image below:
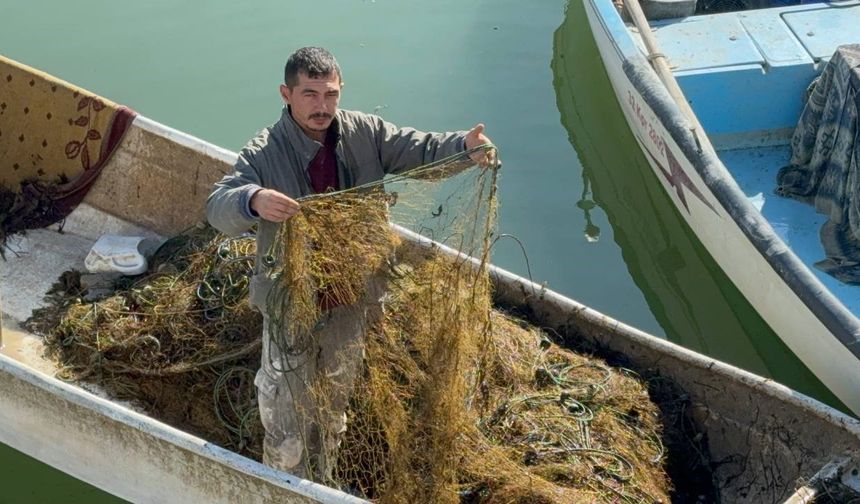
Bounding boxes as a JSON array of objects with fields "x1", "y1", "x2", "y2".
[{"x1": 284, "y1": 47, "x2": 342, "y2": 88}]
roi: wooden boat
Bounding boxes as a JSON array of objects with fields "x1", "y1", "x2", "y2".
[
  {"x1": 581, "y1": 0, "x2": 860, "y2": 416},
  {"x1": 2, "y1": 56, "x2": 860, "y2": 503}
]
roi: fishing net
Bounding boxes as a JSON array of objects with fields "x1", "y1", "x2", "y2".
[
  {"x1": 36, "y1": 227, "x2": 265, "y2": 457},
  {"x1": 259, "y1": 145, "x2": 671, "y2": 502},
  {"x1": 38, "y1": 145, "x2": 676, "y2": 502}
]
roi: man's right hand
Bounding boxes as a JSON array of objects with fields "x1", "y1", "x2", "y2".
[
  {"x1": 465, "y1": 123, "x2": 498, "y2": 168},
  {"x1": 250, "y1": 189, "x2": 301, "y2": 222}
]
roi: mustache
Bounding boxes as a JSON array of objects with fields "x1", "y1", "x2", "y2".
[{"x1": 309, "y1": 112, "x2": 333, "y2": 120}]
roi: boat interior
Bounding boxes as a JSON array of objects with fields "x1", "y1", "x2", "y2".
[
  {"x1": 631, "y1": 0, "x2": 860, "y2": 315},
  {"x1": 0, "y1": 118, "x2": 229, "y2": 377}
]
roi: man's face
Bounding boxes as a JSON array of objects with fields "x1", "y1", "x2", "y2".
[{"x1": 280, "y1": 72, "x2": 342, "y2": 138}]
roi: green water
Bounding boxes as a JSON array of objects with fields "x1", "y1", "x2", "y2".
[
  {"x1": 0, "y1": 0, "x2": 842, "y2": 499},
  {"x1": 0, "y1": 443, "x2": 126, "y2": 503}
]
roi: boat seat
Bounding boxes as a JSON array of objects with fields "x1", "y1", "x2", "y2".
[{"x1": 638, "y1": 1, "x2": 860, "y2": 147}]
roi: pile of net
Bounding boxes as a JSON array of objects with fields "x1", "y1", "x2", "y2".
[
  {"x1": 37, "y1": 227, "x2": 265, "y2": 457},
  {"x1": 39, "y1": 146, "x2": 681, "y2": 502}
]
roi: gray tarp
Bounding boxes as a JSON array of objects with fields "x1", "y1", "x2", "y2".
[{"x1": 777, "y1": 44, "x2": 860, "y2": 285}]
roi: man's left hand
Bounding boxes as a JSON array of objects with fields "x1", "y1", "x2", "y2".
[{"x1": 465, "y1": 123, "x2": 498, "y2": 168}]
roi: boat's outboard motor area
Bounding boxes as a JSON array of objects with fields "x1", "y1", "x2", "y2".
[{"x1": 776, "y1": 44, "x2": 860, "y2": 285}]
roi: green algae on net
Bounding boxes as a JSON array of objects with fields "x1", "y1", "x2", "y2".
[{"x1": 33, "y1": 146, "x2": 707, "y2": 502}]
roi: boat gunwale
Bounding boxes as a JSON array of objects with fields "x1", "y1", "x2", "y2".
[
  {"x1": 0, "y1": 350, "x2": 364, "y2": 503},
  {"x1": 586, "y1": 0, "x2": 860, "y2": 359}
]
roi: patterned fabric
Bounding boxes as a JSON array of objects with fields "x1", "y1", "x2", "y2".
[
  {"x1": 0, "y1": 54, "x2": 136, "y2": 227},
  {"x1": 777, "y1": 44, "x2": 860, "y2": 285}
]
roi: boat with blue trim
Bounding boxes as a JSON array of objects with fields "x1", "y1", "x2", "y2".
[{"x1": 582, "y1": 0, "x2": 860, "y2": 417}]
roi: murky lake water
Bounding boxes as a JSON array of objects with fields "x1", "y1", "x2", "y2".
[{"x1": 0, "y1": 0, "x2": 839, "y2": 499}]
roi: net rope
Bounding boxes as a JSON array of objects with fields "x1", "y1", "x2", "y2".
[{"x1": 38, "y1": 145, "x2": 676, "y2": 502}]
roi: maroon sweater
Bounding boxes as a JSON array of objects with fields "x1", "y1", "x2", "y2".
[
  {"x1": 310, "y1": 130, "x2": 341, "y2": 310},
  {"x1": 308, "y1": 131, "x2": 339, "y2": 194}
]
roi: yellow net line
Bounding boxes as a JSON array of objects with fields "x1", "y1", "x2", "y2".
[
  {"x1": 260, "y1": 145, "x2": 672, "y2": 501},
  {"x1": 35, "y1": 228, "x2": 265, "y2": 456},
  {"x1": 36, "y1": 145, "x2": 678, "y2": 502}
]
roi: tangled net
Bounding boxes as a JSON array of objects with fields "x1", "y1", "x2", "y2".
[
  {"x1": 39, "y1": 227, "x2": 265, "y2": 457},
  {"x1": 39, "y1": 145, "x2": 678, "y2": 502},
  {"x1": 261, "y1": 146, "x2": 672, "y2": 502}
]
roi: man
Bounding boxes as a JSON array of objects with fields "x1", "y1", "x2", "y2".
[{"x1": 206, "y1": 46, "x2": 493, "y2": 480}]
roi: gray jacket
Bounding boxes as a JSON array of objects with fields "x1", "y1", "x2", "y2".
[{"x1": 206, "y1": 107, "x2": 468, "y2": 313}]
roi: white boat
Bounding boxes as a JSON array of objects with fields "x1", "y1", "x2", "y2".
[
  {"x1": 582, "y1": 0, "x2": 860, "y2": 416},
  {"x1": 2, "y1": 55, "x2": 860, "y2": 503}
]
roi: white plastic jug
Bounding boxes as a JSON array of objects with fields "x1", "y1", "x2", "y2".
[{"x1": 84, "y1": 235, "x2": 148, "y2": 276}]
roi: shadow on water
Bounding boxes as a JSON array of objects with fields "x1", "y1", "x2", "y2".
[
  {"x1": 550, "y1": 0, "x2": 844, "y2": 411},
  {"x1": 0, "y1": 442, "x2": 127, "y2": 503}
]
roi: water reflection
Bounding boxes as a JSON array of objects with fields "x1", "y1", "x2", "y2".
[
  {"x1": 576, "y1": 174, "x2": 601, "y2": 243},
  {"x1": 551, "y1": 0, "x2": 843, "y2": 410}
]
